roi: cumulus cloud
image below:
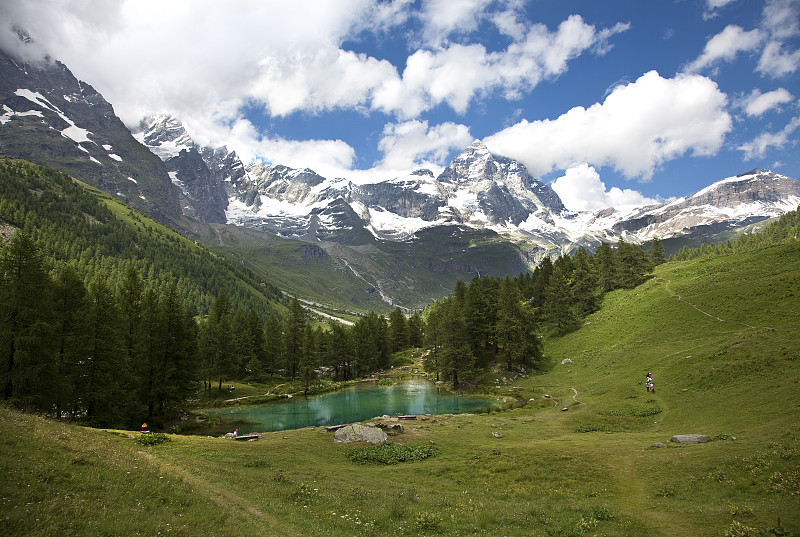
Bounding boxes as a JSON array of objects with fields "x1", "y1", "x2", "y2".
[
  {"x1": 736, "y1": 88, "x2": 794, "y2": 116},
  {"x1": 377, "y1": 120, "x2": 473, "y2": 170},
  {"x1": 373, "y1": 14, "x2": 629, "y2": 118},
  {"x1": 758, "y1": 0, "x2": 800, "y2": 76},
  {"x1": 690, "y1": 0, "x2": 800, "y2": 77},
  {"x1": 484, "y1": 71, "x2": 732, "y2": 179},
  {"x1": 738, "y1": 116, "x2": 800, "y2": 159},
  {"x1": 684, "y1": 25, "x2": 764, "y2": 73},
  {"x1": 550, "y1": 164, "x2": 660, "y2": 212}
]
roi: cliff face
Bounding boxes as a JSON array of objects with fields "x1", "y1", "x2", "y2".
[{"x1": 0, "y1": 50, "x2": 181, "y2": 224}]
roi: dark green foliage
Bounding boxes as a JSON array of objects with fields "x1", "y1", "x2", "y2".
[
  {"x1": 0, "y1": 231, "x2": 57, "y2": 410},
  {"x1": 134, "y1": 432, "x2": 171, "y2": 446},
  {"x1": 346, "y1": 443, "x2": 439, "y2": 465},
  {"x1": 0, "y1": 157, "x2": 282, "y2": 319}
]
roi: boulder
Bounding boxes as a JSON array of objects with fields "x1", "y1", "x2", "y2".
[
  {"x1": 652, "y1": 442, "x2": 668, "y2": 448},
  {"x1": 333, "y1": 423, "x2": 388, "y2": 444},
  {"x1": 561, "y1": 358, "x2": 573, "y2": 365},
  {"x1": 670, "y1": 434, "x2": 711, "y2": 444}
]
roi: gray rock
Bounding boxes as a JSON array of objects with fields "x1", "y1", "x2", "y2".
[
  {"x1": 652, "y1": 442, "x2": 668, "y2": 448},
  {"x1": 333, "y1": 423, "x2": 388, "y2": 444},
  {"x1": 670, "y1": 434, "x2": 711, "y2": 444}
]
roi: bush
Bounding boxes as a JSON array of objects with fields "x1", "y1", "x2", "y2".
[
  {"x1": 346, "y1": 443, "x2": 439, "y2": 465},
  {"x1": 135, "y1": 433, "x2": 171, "y2": 446}
]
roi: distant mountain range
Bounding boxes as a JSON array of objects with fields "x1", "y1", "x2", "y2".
[
  {"x1": 2, "y1": 47, "x2": 799, "y2": 310},
  {"x1": 134, "y1": 113, "x2": 800, "y2": 259}
]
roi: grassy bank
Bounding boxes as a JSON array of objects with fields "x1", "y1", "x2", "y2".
[{"x1": 2, "y1": 241, "x2": 799, "y2": 536}]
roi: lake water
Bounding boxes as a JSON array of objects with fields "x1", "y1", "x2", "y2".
[{"x1": 200, "y1": 380, "x2": 500, "y2": 434}]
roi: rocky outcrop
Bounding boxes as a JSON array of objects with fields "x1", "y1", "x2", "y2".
[
  {"x1": 671, "y1": 434, "x2": 711, "y2": 444},
  {"x1": 333, "y1": 423, "x2": 388, "y2": 444}
]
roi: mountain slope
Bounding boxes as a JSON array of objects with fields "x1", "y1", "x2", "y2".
[
  {"x1": 0, "y1": 157, "x2": 283, "y2": 318},
  {"x1": 0, "y1": 50, "x2": 181, "y2": 224}
]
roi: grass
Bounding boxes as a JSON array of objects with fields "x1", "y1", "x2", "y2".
[{"x1": 2, "y1": 241, "x2": 799, "y2": 536}]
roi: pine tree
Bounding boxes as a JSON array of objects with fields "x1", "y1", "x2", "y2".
[
  {"x1": 388, "y1": 306, "x2": 409, "y2": 353},
  {"x1": 299, "y1": 324, "x2": 318, "y2": 394},
  {"x1": 497, "y1": 276, "x2": 542, "y2": 370},
  {"x1": 83, "y1": 278, "x2": 129, "y2": 427},
  {"x1": 263, "y1": 314, "x2": 282, "y2": 375},
  {"x1": 407, "y1": 311, "x2": 424, "y2": 348},
  {"x1": 52, "y1": 264, "x2": 91, "y2": 418},
  {"x1": 595, "y1": 242, "x2": 618, "y2": 292},
  {"x1": 650, "y1": 237, "x2": 666, "y2": 265},
  {"x1": 543, "y1": 266, "x2": 578, "y2": 336},
  {"x1": 283, "y1": 297, "x2": 306, "y2": 379},
  {"x1": 0, "y1": 232, "x2": 58, "y2": 411}
]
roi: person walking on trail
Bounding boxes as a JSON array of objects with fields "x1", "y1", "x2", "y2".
[{"x1": 645, "y1": 373, "x2": 653, "y2": 393}]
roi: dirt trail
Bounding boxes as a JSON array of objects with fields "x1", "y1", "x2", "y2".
[{"x1": 657, "y1": 277, "x2": 756, "y2": 328}]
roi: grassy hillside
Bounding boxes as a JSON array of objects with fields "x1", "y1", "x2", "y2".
[{"x1": 2, "y1": 240, "x2": 798, "y2": 536}]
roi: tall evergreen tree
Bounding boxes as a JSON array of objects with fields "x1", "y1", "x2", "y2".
[
  {"x1": 543, "y1": 266, "x2": 579, "y2": 336},
  {"x1": 52, "y1": 263, "x2": 90, "y2": 418},
  {"x1": 497, "y1": 276, "x2": 542, "y2": 370},
  {"x1": 595, "y1": 242, "x2": 618, "y2": 292},
  {"x1": 407, "y1": 311, "x2": 424, "y2": 348},
  {"x1": 263, "y1": 314, "x2": 282, "y2": 375},
  {"x1": 83, "y1": 278, "x2": 128, "y2": 427},
  {"x1": 388, "y1": 306, "x2": 409, "y2": 353},
  {"x1": 570, "y1": 248, "x2": 601, "y2": 317},
  {"x1": 283, "y1": 297, "x2": 306, "y2": 379},
  {"x1": 0, "y1": 232, "x2": 57, "y2": 411},
  {"x1": 650, "y1": 237, "x2": 666, "y2": 266}
]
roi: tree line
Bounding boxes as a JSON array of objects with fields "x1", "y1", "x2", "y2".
[
  {"x1": 0, "y1": 228, "x2": 428, "y2": 427},
  {"x1": 421, "y1": 237, "x2": 665, "y2": 387},
  {"x1": 668, "y1": 206, "x2": 800, "y2": 262}
]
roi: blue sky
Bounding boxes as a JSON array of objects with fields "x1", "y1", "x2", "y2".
[{"x1": 2, "y1": 0, "x2": 799, "y2": 211}]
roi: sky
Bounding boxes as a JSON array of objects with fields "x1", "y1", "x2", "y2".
[{"x1": 1, "y1": 0, "x2": 799, "y2": 212}]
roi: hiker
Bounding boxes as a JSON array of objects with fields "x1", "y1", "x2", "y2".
[
  {"x1": 645, "y1": 373, "x2": 652, "y2": 392},
  {"x1": 234, "y1": 428, "x2": 239, "y2": 438},
  {"x1": 141, "y1": 423, "x2": 150, "y2": 434}
]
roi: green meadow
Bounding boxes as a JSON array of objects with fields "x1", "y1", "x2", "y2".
[{"x1": 2, "y1": 240, "x2": 799, "y2": 536}]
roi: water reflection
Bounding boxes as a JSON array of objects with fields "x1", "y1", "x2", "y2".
[{"x1": 200, "y1": 380, "x2": 498, "y2": 434}]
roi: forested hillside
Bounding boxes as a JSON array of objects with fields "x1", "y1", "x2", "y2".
[
  {"x1": 0, "y1": 158, "x2": 282, "y2": 316},
  {"x1": 0, "y1": 158, "x2": 288, "y2": 427},
  {"x1": 421, "y1": 236, "x2": 663, "y2": 387}
]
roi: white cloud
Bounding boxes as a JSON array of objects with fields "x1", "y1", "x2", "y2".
[
  {"x1": 762, "y1": 0, "x2": 800, "y2": 40},
  {"x1": 550, "y1": 164, "x2": 659, "y2": 212},
  {"x1": 484, "y1": 71, "x2": 732, "y2": 179},
  {"x1": 419, "y1": 0, "x2": 488, "y2": 46},
  {"x1": 737, "y1": 88, "x2": 794, "y2": 116},
  {"x1": 738, "y1": 116, "x2": 800, "y2": 159},
  {"x1": 684, "y1": 25, "x2": 764, "y2": 73},
  {"x1": 757, "y1": 40, "x2": 800, "y2": 76},
  {"x1": 703, "y1": 0, "x2": 738, "y2": 20},
  {"x1": 373, "y1": 14, "x2": 629, "y2": 118},
  {"x1": 378, "y1": 120, "x2": 473, "y2": 170}
]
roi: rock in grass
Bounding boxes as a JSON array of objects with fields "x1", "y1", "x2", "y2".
[
  {"x1": 334, "y1": 423, "x2": 388, "y2": 444},
  {"x1": 652, "y1": 442, "x2": 668, "y2": 448},
  {"x1": 670, "y1": 434, "x2": 711, "y2": 444}
]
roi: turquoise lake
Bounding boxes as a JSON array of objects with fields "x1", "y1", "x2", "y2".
[{"x1": 201, "y1": 380, "x2": 500, "y2": 434}]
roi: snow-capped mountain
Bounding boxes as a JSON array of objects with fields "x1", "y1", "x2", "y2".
[
  {"x1": 133, "y1": 114, "x2": 800, "y2": 260},
  {"x1": 0, "y1": 49, "x2": 180, "y2": 224}
]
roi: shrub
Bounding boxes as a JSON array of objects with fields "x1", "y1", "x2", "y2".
[
  {"x1": 135, "y1": 433, "x2": 171, "y2": 446},
  {"x1": 346, "y1": 443, "x2": 439, "y2": 465}
]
